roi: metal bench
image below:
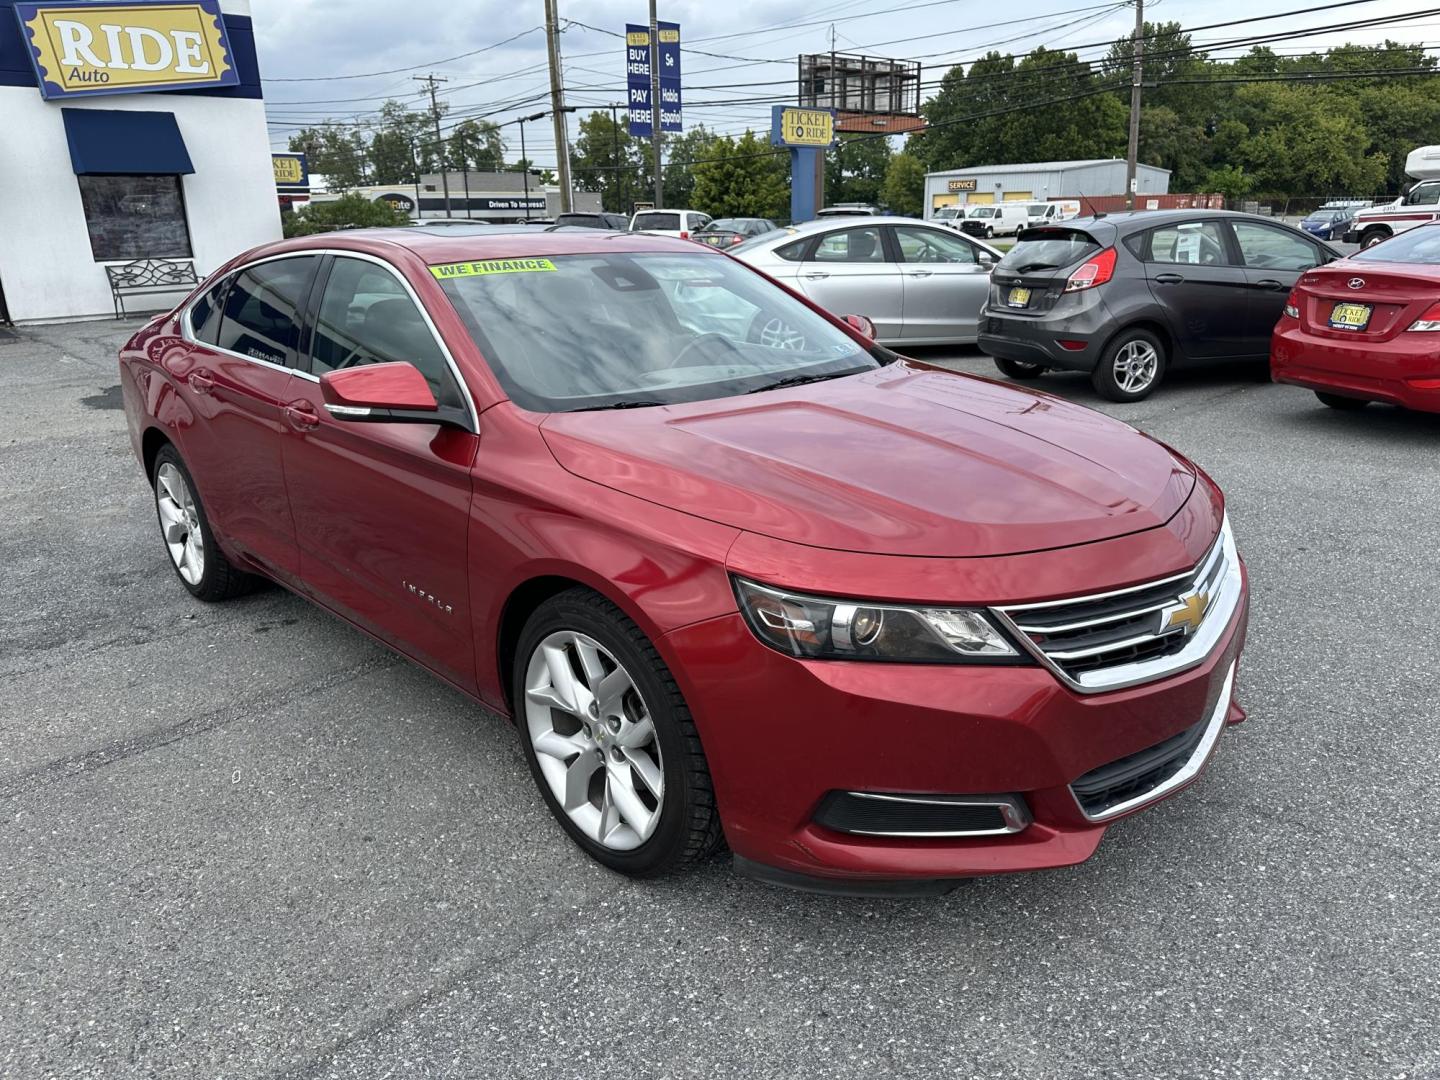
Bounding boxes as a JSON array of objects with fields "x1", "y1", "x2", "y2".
[{"x1": 105, "y1": 258, "x2": 199, "y2": 318}]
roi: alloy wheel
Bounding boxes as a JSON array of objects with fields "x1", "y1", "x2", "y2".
[
  {"x1": 524, "y1": 630, "x2": 664, "y2": 851},
  {"x1": 759, "y1": 317, "x2": 807, "y2": 350},
  {"x1": 1113, "y1": 340, "x2": 1159, "y2": 395},
  {"x1": 155, "y1": 462, "x2": 205, "y2": 585}
]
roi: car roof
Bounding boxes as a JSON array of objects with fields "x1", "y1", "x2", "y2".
[{"x1": 244, "y1": 225, "x2": 709, "y2": 265}]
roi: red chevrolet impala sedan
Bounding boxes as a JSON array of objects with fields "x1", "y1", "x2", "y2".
[{"x1": 119, "y1": 225, "x2": 1248, "y2": 894}]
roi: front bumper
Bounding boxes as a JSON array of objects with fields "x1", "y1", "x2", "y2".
[
  {"x1": 664, "y1": 571, "x2": 1249, "y2": 891},
  {"x1": 1272, "y1": 324, "x2": 1440, "y2": 412}
]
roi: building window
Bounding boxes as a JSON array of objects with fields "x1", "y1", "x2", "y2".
[{"x1": 77, "y1": 175, "x2": 193, "y2": 262}]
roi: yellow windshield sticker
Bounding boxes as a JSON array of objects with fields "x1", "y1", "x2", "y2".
[{"x1": 430, "y1": 258, "x2": 557, "y2": 279}]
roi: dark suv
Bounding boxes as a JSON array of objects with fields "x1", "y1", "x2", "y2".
[
  {"x1": 978, "y1": 210, "x2": 1339, "y2": 401},
  {"x1": 552, "y1": 212, "x2": 630, "y2": 230}
]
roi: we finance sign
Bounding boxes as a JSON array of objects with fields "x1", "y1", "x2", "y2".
[{"x1": 16, "y1": 1, "x2": 238, "y2": 99}]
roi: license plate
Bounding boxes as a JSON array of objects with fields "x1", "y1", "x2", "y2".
[
  {"x1": 1007, "y1": 287, "x2": 1031, "y2": 308},
  {"x1": 1329, "y1": 302, "x2": 1371, "y2": 330}
]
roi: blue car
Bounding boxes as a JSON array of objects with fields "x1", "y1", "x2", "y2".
[{"x1": 1299, "y1": 207, "x2": 1357, "y2": 241}]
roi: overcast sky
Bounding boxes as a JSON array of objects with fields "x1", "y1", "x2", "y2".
[{"x1": 254, "y1": 0, "x2": 1434, "y2": 160}]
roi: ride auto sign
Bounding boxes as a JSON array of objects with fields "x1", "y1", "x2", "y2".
[{"x1": 15, "y1": 0, "x2": 238, "y2": 100}]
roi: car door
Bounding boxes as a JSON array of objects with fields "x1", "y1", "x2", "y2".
[
  {"x1": 1229, "y1": 219, "x2": 1327, "y2": 349},
  {"x1": 1138, "y1": 219, "x2": 1254, "y2": 359},
  {"x1": 794, "y1": 225, "x2": 904, "y2": 338},
  {"x1": 171, "y1": 255, "x2": 320, "y2": 580},
  {"x1": 280, "y1": 254, "x2": 481, "y2": 692},
  {"x1": 890, "y1": 224, "x2": 993, "y2": 343}
]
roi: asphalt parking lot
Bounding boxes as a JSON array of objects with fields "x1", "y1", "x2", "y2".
[{"x1": 3, "y1": 318, "x2": 1438, "y2": 1079}]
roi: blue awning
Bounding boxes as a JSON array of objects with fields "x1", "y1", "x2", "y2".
[{"x1": 62, "y1": 110, "x2": 195, "y2": 176}]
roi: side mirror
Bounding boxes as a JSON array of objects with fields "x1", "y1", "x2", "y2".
[
  {"x1": 842, "y1": 313, "x2": 876, "y2": 339},
  {"x1": 978, "y1": 251, "x2": 997, "y2": 269},
  {"x1": 320, "y1": 362, "x2": 439, "y2": 422}
]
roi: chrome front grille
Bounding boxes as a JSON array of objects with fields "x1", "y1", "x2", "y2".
[{"x1": 993, "y1": 518, "x2": 1241, "y2": 693}]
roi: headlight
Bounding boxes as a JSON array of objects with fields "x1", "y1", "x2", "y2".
[{"x1": 733, "y1": 578, "x2": 1020, "y2": 663}]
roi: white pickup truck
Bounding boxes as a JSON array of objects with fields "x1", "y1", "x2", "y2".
[{"x1": 1343, "y1": 147, "x2": 1440, "y2": 248}]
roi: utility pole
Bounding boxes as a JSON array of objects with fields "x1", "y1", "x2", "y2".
[
  {"x1": 648, "y1": 0, "x2": 662, "y2": 207},
  {"x1": 519, "y1": 112, "x2": 546, "y2": 221},
  {"x1": 415, "y1": 73, "x2": 451, "y2": 216},
  {"x1": 609, "y1": 103, "x2": 625, "y2": 215},
  {"x1": 544, "y1": 0, "x2": 574, "y2": 214},
  {"x1": 1124, "y1": 0, "x2": 1144, "y2": 211}
]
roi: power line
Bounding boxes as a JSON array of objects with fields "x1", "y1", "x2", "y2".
[{"x1": 263, "y1": 26, "x2": 545, "y2": 82}]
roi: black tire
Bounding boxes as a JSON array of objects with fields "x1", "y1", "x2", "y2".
[
  {"x1": 1091, "y1": 327, "x2": 1168, "y2": 402},
  {"x1": 994, "y1": 357, "x2": 1046, "y2": 380},
  {"x1": 151, "y1": 445, "x2": 261, "y2": 602},
  {"x1": 513, "y1": 588, "x2": 723, "y2": 878},
  {"x1": 1315, "y1": 391, "x2": 1370, "y2": 411},
  {"x1": 1360, "y1": 227, "x2": 1389, "y2": 250},
  {"x1": 984, "y1": 225, "x2": 994, "y2": 239}
]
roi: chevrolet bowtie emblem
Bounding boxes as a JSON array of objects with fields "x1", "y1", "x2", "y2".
[{"x1": 1162, "y1": 589, "x2": 1211, "y2": 635}]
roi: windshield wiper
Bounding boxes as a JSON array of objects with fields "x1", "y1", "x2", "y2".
[
  {"x1": 745, "y1": 370, "x2": 856, "y2": 394},
  {"x1": 569, "y1": 399, "x2": 668, "y2": 412},
  {"x1": 1015, "y1": 262, "x2": 1059, "y2": 272}
]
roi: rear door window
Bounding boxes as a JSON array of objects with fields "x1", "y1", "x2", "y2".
[
  {"x1": 188, "y1": 274, "x2": 231, "y2": 344},
  {"x1": 996, "y1": 230, "x2": 1100, "y2": 273},
  {"x1": 216, "y1": 256, "x2": 319, "y2": 367},
  {"x1": 1144, "y1": 221, "x2": 1230, "y2": 266}
]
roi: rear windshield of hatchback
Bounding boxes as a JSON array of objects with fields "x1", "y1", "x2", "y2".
[{"x1": 997, "y1": 229, "x2": 1101, "y2": 273}]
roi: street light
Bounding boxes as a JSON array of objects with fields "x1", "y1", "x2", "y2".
[{"x1": 518, "y1": 111, "x2": 546, "y2": 221}]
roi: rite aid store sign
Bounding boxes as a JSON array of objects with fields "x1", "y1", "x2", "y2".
[{"x1": 15, "y1": 0, "x2": 239, "y2": 99}]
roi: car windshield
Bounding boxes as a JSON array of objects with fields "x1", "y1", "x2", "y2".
[
  {"x1": 1308, "y1": 210, "x2": 1346, "y2": 221},
  {"x1": 997, "y1": 229, "x2": 1101, "y2": 273},
  {"x1": 971, "y1": 208, "x2": 994, "y2": 218},
  {"x1": 1350, "y1": 225, "x2": 1440, "y2": 264},
  {"x1": 1027, "y1": 204, "x2": 1048, "y2": 215},
  {"x1": 433, "y1": 252, "x2": 880, "y2": 412}
]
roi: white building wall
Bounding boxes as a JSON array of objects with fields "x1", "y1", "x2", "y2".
[{"x1": 0, "y1": 1, "x2": 279, "y2": 322}]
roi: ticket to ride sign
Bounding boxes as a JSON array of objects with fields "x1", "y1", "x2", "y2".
[
  {"x1": 16, "y1": 0, "x2": 238, "y2": 99},
  {"x1": 770, "y1": 106, "x2": 837, "y2": 149}
]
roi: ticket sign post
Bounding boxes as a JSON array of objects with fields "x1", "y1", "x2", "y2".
[{"x1": 770, "y1": 105, "x2": 837, "y2": 224}]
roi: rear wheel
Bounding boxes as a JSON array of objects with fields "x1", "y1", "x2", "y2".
[
  {"x1": 1316, "y1": 391, "x2": 1370, "y2": 411},
  {"x1": 515, "y1": 588, "x2": 723, "y2": 877},
  {"x1": 1091, "y1": 328, "x2": 1167, "y2": 402},
  {"x1": 1359, "y1": 227, "x2": 1389, "y2": 250},
  {"x1": 152, "y1": 445, "x2": 260, "y2": 601},
  {"x1": 994, "y1": 357, "x2": 1046, "y2": 380}
]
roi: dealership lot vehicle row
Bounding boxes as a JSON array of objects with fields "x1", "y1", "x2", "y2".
[{"x1": 3, "y1": 320, "x2": 1438, "y2": 1078}]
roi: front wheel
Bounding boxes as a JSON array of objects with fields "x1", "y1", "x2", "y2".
[
  {"x1": 1360, "y1": 228, "x2": 1389, "y2": 250},
  {"x1": 994, "y1": 357, "x2": 1046, "y2": 380},
  {"x1": 1092, "y1": 328, "x2": 1167, "y2": 402},
  {"x1": 515, "y1": 589, "x2": 723, "y2": 877},
  {"x1": 984, "y1": 225, "x2": 994, "y2": 239},
  {"x1": 1316, "y1": 391, "x2": 1370, "y2": 411}
]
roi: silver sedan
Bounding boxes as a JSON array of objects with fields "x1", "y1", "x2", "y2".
[{"x1": 731, "y1": 215, "x2": 1002, "y2": 346}]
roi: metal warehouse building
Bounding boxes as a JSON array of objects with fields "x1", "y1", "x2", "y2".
[{"x1": 924, "y1": 159, "x2": 1171, "y2": 214}]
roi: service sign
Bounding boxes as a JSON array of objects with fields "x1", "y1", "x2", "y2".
[
  {"x1": 770, "y1": 106, "x2": 836, "y2": 148},
  {"x1": 16, "y1": 0, "x2": 238, "y2": 100},
  {"x1": 947, "y1": 178, "x2": 978, "y2": 192},
  {"x1": 272, "y1": 153, "x2": 309, "y2": 193}
]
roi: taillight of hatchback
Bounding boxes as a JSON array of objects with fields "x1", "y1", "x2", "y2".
[{"x1": 1064, "y1": 247, "x2": 1116, "y2": 292}]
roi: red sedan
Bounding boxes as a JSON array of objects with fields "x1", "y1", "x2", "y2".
[
  {"x1": 119, "y1": 226, "x2": 1248, "y2": 894},
  {"x1": 1272, "y1": 223, "x2": 1440, "y2": 412}
]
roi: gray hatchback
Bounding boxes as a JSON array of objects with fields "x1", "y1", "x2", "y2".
[{"x1": 978, "y1": 209, "x2": 1339, "y2": 401}]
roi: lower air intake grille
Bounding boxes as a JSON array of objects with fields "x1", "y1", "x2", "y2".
[
  {"x1": 814, "y1": 791, "x2": 1030, "y2": 837},
  {"x1": 1069, "y1": 717, "x2": 1209, "y2": 819}
]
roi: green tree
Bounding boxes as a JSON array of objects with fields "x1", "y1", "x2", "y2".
[
  {"x1": 450, "y1": 119, "x2": 506, "y2": 172},
  {"x1": 288, "y1": 126, "x2": 366, "y2": 189},
  {"x1": 379, "y1": 100, "x2": 443, "y2": 173},
  {"x1": 283, "y1": 193, "x2": 407, "y2": 237},
  {"x1": 881, "y1": 153, "x2": 926, "y2": 217},
  {"x1": 690, "y1": 131, "x2": 789, "y2": 219},
  {"x1": 654, "y1": 126, "x2": 719, "y2": 208},
  {"x1": 826, "y1": 133, "x2": 891, "y2": 206},
  {"x1": 368, "y1": 129, "x2": 415, "y2": 186},
  {"x1": 574, "y1": 110, "x2": 645, "y2": 212}
]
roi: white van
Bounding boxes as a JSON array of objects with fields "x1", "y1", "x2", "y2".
[
  {"x1": 1024, "y1": 202, "x2": 1073, "y2": 226},
  {"x1": 961, "y1": 204, "x2": 1028, "y2": 238}
]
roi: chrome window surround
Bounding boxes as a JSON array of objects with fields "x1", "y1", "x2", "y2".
[
  {"x1": 990, "y1": 516, "x2": 1242, "y2": 695},
  {"x1": 1070, "y1": 661, "x2": 1235, "y2": 823},
  {"x1": 835, "y1": 792, "x2": 1032, "y2": 837},
  {"x1": 179, "y1": 249, "x2": 479, "y2": 429}
]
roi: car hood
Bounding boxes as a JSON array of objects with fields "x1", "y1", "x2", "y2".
[{"x1": 538, "y1": 363, "x2": 1196, "y2": 558}]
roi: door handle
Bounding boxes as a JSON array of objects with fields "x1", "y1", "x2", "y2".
[
  {"x1": 187, "y1": 369, "x2": 215, "y2": 394},
  {"x1": 1255, "y1": 279, "x2": 1287, "y2": 291},
  {"x1": 801, "y1": 271, "x2": 830, "y2": 280},
  {"x1": 284, "y1": 402, "x2": 320, "y2": 431},
  {"x1": 906, "y1": 270, "x2": 934, "y2": 278},
  {"x1": 1154, "y1": 273, "x2": 1184, "y2": 285}
]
